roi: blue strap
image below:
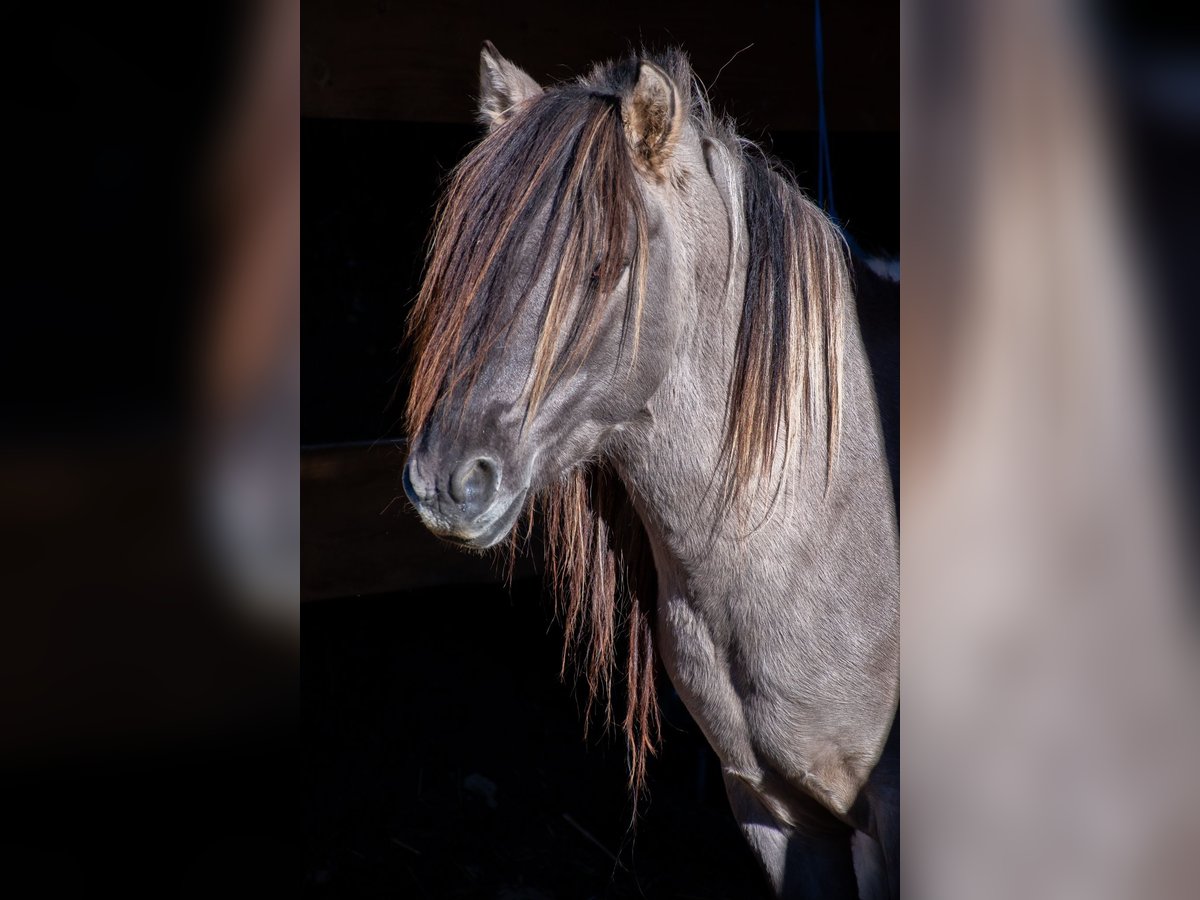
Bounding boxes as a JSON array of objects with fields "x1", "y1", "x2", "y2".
[{"x1": 814, "y1": 0, "x2": 837, "y2": 222}]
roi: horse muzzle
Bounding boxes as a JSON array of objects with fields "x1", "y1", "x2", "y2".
[{"x1": 403, "y1": 452, "x2": 525, "y2": 549}]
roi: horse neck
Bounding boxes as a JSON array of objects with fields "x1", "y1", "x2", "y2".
[
  {"x1": 612, "y1": 207, "x2": 792, "y2": 563},
  {"x1": 611, "y1": 200, "x2": 887, "y2": 588}
]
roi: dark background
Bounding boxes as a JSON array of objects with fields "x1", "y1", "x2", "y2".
[
  {"x1": 302, "y1": 2, "x2": 898, "y2": 898},
  {"x1": 1, "y1": 4, "x2": 296, "y2": 898}
]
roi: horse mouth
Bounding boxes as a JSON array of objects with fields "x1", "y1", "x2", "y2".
[{"x1": 434, "y1": 487, "x2": 528, "y2": 551}]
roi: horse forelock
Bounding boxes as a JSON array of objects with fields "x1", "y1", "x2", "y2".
[{"x1": 405, "y1": 86, "x2": 650, "y2": 444}]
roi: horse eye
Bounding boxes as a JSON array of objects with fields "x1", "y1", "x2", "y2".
[{"x1": 589, "y1": 258, "x2": 629, "y2": 286}]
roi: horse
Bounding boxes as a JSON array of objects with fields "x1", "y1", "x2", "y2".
[{"x1": 402, "y1": 43, "x2": 898, "y2": 899}]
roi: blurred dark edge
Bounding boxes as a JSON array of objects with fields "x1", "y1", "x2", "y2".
[
  {"x1": 1097, "y1": 5, "x2": 1200, "y2": 541},
  {"x1": 0, "y1": 3, "x2": 298, "y2": 895}
]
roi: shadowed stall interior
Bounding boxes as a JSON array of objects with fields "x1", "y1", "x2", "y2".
[{"x1": 302, "y1": 1, "x2": 897, "y2": 895}]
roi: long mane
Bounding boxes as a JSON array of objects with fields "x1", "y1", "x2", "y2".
[{"x1": 405, "y1": 49, "x2": 847, "y2": 796}]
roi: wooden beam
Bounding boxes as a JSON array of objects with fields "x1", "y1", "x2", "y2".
[{"x1": 302, "y1": 442, "x2": 534, "y2": 601}]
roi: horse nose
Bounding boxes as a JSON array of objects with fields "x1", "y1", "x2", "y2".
[
  {"x1": 405, "y1": 452, "x2": 503, "y2": 529},
  {"x1": 448, "y1": 456, "x2": 500, "y2": 517}
]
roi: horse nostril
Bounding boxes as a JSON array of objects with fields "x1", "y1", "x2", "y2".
[
  {"x1": 402, "y1": 459, "x2": 421, "y2": 505},
  {"x1": 448, "y1": 456, "x2": 499, "y2": 513}
]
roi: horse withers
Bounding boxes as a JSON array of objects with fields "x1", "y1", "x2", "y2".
[{"x1": 402, "y1": 44, "x2": 898, "y2": 900}]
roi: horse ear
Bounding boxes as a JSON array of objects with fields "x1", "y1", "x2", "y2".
[
  {"x1": 478, "y1": 41, "x2": 542, "y2": 128},
  {"x1": 622, "y1": 61, "x2": 685, "y2": 179}
]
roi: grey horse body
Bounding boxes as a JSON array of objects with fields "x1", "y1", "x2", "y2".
[
  {"x1": 611, "y1": 138, "x2": 898, "y2": 891},
  {"x1": 404, "y1": 45, "x2": 898, "y2": 899}
]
